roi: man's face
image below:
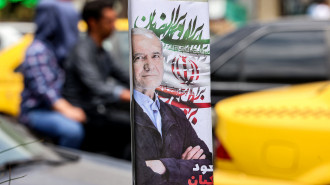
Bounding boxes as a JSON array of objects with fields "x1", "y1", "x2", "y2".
[
  {"x1": 133, "y1": 34, "x2": 164, "y2": 92},
  {"x1": 96, "y1": 7, "x2": 116, "y2": 39}
]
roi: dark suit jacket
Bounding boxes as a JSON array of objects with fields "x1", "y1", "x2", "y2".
[
  {"x1": 63, "y1": 36, "x2": 129, "y2": 110},
  {"x1": 133, "y1": 98, "x2": 213, "y2": 185}
]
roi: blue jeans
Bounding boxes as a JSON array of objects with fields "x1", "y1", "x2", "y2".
[{"x1": 27, "y1": 110, "x2": 84, "y2": 149}]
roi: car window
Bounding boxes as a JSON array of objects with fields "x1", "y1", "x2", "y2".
[
  {"x1": 210, "y1": 26, "x2": 259, "y2": 81},
  {"x1": 212, "y1": 30, "x2": 329, "y2": 83},
  {"x1": 212, "y1": 51, "x2": 242, "y2": 81},
  {"x1": 210, "y1": 25, "x2": 259, "y2": 62},
  {"x1": 0, "y1": 117, "x2": 61, "y2": 167},
  {"x1": 242, "y1": 31, "x2": 328, "y2": 83}
]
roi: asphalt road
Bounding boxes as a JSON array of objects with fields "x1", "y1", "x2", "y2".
[{"x1": 2, "y1": 152, "x2": 132, "y2": 185}]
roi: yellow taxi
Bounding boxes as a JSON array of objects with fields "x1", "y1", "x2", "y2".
[
  {"x1": 0, "y1": 33, "x2": 33, "y2": 116},
  {"x1": 214, "y1": 81, "x2": 330, "y2": 184}
]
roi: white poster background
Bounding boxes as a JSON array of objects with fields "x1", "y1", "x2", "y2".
[{"x1": 130, "y1": 0, "x2": 212, "y2": 151}]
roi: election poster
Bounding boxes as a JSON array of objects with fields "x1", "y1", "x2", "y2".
[{"x1": 129, "y1": 0, "x2": 213, "y2": 184}]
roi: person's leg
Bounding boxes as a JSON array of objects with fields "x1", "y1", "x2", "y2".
[
  {"x1": 27, "y1": 110, "x2": 84, "y2": 148},
  {"x1": 81, "y1": 113, "x2": 109, "y2": 153},
  {"x1": 106, "y1": 105, "x2": 131, "y2": 159},
  {"x1": 81, "y1": 111, "x2": 130, "y2": 158}
]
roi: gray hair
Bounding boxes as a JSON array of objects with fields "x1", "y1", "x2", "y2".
[{"x1": 131, "y1": 28, "x2": 163, "y2": 52}]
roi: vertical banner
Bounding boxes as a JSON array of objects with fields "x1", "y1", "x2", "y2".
[{"x1": 129, "y1": 0, "x2": 213, "y2": 185}]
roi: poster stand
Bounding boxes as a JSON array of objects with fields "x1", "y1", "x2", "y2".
[{"x1": 129, "y1": 1, "x2": 213, "y2": 184}]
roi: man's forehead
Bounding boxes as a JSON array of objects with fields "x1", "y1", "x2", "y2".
[
  {"x1": 101, "y1": 7, "x2": 117, "y2": 18},
  {"x1": 133, "y1": 34, "x2": 159, "y2": 42},
  {"x1": 132, "y1": 34, "x2": 162, "y2": 47}
]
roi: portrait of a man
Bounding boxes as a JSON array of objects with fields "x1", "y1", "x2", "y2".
[{"x1": 132, "y1": 27, "x2": 212, "y2": 185}]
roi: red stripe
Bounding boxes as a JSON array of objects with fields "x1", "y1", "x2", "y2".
[
  {"x1": 166, "y1": 100, "x2": 211, "y2": 109},
  {"x1": 156, "y1": 87, "x2": 211, "y2": 108},
  {"x1": 156, "y1": 87, "x2": 185, "y2": 96}
]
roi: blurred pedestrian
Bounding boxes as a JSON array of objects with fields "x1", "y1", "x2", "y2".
[
  {"x1": 308, "y1": 0, "x2": 330, "y2": 20},
  {"x1": 18, "y1": 1, "x2": 85, "y2": 149},
  {"x1": 62, "y1": 0, "x2": 131, "y2": 159}
]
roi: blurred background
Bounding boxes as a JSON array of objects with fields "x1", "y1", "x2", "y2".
[
  {"x1": 2, "y1": 0, "x2": 330, "y2": 184},
  {"x1": 1, "y1": 0, "x2": 327, "y2": 35}
]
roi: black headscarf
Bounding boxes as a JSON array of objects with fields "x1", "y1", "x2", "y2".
[{"x1": 34, "y1": 0, "x2": 80, "y2": 64}]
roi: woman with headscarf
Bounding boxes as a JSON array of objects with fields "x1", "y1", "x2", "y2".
[{"x1": 19, "y1": 0, "x2": 86, "y2": 148}]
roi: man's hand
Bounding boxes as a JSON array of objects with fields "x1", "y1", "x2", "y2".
[
  {"x1": 120, "y1": 89, "x2": 131, "y2": 102},
  {"x1": 53, "y1": 98, "x2": 87, "y2": 123},
  {"x1": 66, "y1": 107, "x2": 86, "y2": 123},
  {"x1": 145, "y1": 160, "x2": 166, "y2": 175},
  {"x1": 181, "y1": 145, "x2": 206, "y2": 160}
]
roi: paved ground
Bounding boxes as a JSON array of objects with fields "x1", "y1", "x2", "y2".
[{"x1": 4, "y1": 152, "x2": 132, "y2": 185}]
